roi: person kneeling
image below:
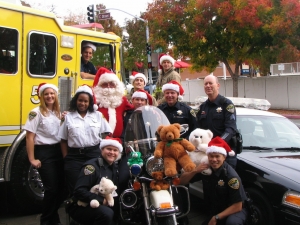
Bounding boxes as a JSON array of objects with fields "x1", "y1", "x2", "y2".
[
  {"x1": 180, "y1": 137, "x2": 248, "y2": 225},
  {"x1": 68, "y1": 137, "x2": 123, "y2": 225}
]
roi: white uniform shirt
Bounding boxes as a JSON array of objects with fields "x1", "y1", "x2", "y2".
[
  {"x1": 23, "y1": 107, "x2": 61, "y2": 145},
  {"x1": 58, "y1": 110, "x2": 112, "y2": 148}
]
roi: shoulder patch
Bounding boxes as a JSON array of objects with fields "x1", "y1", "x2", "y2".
[
  {"x1": 190, "y1": 109, "x2": 197, "y2": 117},
  {"x1": 228, "y1": 178, "x2": 240, "y2": 189},
  {"x1": 226, "y1": 104, "x2": 235, "y2": 113},
  {"x1": 84, "y1": 165, "x2": 95, "y2": 175},
  {"x1": 28, "y1": 111, "x2": 37, "y2": 121},
  {"x1": 60, "y1": 117, "x2": 65, "y2": 126}
]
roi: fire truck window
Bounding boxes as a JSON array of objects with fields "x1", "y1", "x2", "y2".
[
  {"x1": 0, "y1": 27, "x2": 18, "y2": 74},
  {"x1": 29, "y1": 33, "x2": 56, "y2": 76},
  {"x1": 89, "y1": 44, "x2": 113, "y2": 71}
]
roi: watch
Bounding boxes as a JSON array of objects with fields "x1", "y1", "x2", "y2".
[{"x1": 214, "y1": 214, "x2": 220, "y2": 220}]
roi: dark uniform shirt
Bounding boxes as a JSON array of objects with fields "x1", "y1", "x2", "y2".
[
  {"x1": 196, "y1": 94, "x2": 237, "y2": 146},
  {"x1": 158, "y1": 101, "x2": 197, "y2": 139},
  {"x1": 190, "y1": 161, "x2": 247, "y2": 215},
  {"x1": 73, "y1": 157, "x2": 118, "y2": 205},
  {"x1": 80, "y1": 57, "x2": 97, "y2": 75}
]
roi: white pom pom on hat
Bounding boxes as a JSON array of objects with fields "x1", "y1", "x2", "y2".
[
  {"x1": 206, "y1": 136, "x2": 235, "y2": 156},
  {"x1": 75, "y1": 85, "x2": 98, "y2": 111}
]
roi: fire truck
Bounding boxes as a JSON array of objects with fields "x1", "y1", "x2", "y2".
[{"x1": 0, "y1": 0, "x2": 122, "y2": 212}]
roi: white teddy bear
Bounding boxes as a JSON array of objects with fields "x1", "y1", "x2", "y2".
[
  {"x1": 77, "y1": 177, "x2": 117, "y2": 208},
  {"x1": 188, "y1": 128, "x2": 213, "y2": 175}
]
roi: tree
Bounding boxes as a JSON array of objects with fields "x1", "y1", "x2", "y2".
[{"x1": 145, "y1": 0, "x2": 300, "y2": 97}]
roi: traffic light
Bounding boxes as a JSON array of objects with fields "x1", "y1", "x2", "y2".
[
  {"x1": 87, "y1": 5, "x2": 95, "y2": 23},
  {"x1": 146, "y1": 43, "x2": 151, "y2": 55}
]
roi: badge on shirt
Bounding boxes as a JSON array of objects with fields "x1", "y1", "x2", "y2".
[
  {"x1": 216, "y1": 107, "x2": 222, "y2": 113},
  {"x1": 84, "y1": 165, "x2": 95, "y2": 175},
  {"x1": 226, "y1": 104, "x2": 235, "y2": 113},
  {"x1": 28, "y1": 111, "x2": 37, "y2": 121},
  {"x1": 228, "y1": 178, "x2": 240, "y2": 189},
  {"x1": 218, "y1": 180, "x2": 225, "y2": 186},
  {"x1": 60, "y1": 117, "x2": 65, "y2": 126},
  {"x1": 177, "y1": 110, "x2": 183, "y2": 115},
  {"x1": 190, "y1": 109, "x2": 197, "y2": 117}
]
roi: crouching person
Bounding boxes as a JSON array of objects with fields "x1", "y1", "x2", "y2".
[
  {"x1": 68, "y1": 137, "x2": 123, "y2": 225},
  {"x1": 180, "y1": 137, "x2": 248, "y2": 225}
]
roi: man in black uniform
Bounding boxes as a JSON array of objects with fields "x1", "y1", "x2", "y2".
[
  {"x1": 180, "y1": 137, "x2": 248, "y2": 225},
  {"x1": 196, "y1": 75, "x2": 237, "y2": 168},
  {"x1": 158, "y1": 80, "x2": 197, "y2": 139},
  {"x1": 80, "y1": 42, "x2": 97, "y2": 79},
  {"x1": 68, "y1": 136, "x2": 123, "y2": 225}
]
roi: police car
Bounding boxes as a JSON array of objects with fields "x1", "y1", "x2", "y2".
[{"x1": 189, "y1": 98, "x2": 300, "y2": 225}]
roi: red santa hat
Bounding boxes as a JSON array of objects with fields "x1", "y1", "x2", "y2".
[
  {"x1": 162, "y1": 80, "x2": 184, "y2": 101},
  {"x1": 82, "y1": 42, "x2": 96, "y2": 52},
  {"x1": 206, "y1": 136, "x2": 235, "y2": 156},
  {"x1": 100, "y1": 136, "x2": 123, "y2": 160},
  {"x1": 93, "y1": 67, "x2": 120, "y2": 88},
  {"x1": 132, "y1": 89, "x2": 153, "y2": 105},
  {"x1": 75, "y1": 85, "x2": 98, "y2": 111},
  {"x1": 159, "y1": 53, "x2": 175, "y2": 66},
  {"x1": 129, "y1": 71, "x2": 147, "y2": 86},
  {"x1": 37, "y1": 83, "x2": 58, "y2": 97}
]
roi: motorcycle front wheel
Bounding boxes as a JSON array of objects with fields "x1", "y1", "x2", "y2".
[{"x1": 155, "y1": 215, "x2": 177, "y2": 225}]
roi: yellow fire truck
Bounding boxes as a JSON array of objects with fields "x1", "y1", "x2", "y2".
[{"x1": 0, "y1": 1, "x2": 122, "y2": 212}]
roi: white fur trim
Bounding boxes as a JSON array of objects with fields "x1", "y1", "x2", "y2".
[
  {"x1": 130, "y1": 73, "x2": 147, "y2": 85},
  {"x1": 75, "y1": 85, "x2": 93, "y2": 96},
  {"x1": 93, "y1": 104, "x2": 98, "y2": 111},
  {"x1": 132, "y1": 92, "x2": 147, "y2": 100},
  {"x1": 39, "y1": 84, "x2": 58, "y2": 96},
  {"x1": 162, "y1": 83, "x2": 179, "y2": 93},
  {"x1": 82, "y1": 42, "x2": 96, "y2": 51},
  {"x1": 160, "y1": 55, "x2": 175, "y2": 66},
  {"x1": 98, "y1": 73, "x2": 120, "y2": 85},
  {"x1": 100, "y1": 139, "x2": 123, "y2": 153},
  {"x1": 178, "y1": 95, "x2": 183, "y2": 101},
  {"x1": 108, "y1": 107, "x2": 117, "y2": 133},
  {"x1": 206, "y1": 146, "x2": 227, "y2": 156}
]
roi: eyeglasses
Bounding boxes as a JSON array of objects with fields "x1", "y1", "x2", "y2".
[{"x1": 100, "y1": 82, "x2": 116, "y2": 88}]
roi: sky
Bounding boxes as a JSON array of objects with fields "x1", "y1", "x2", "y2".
[{"x1": 25, "y1": 0, "x2": 153, "y2": 26}]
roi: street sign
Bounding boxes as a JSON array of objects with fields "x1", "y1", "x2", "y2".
[{"x1": 98, "y1": 13, "x2": 110, "y2": 20}]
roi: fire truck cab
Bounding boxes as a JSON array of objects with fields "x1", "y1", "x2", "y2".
[{"x1": 0, "y1": 0, "x2": 122, "y2": 212}]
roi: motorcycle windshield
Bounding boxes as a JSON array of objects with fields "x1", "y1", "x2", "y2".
[{"x1": 124, "y1": 106, "x2": 170, "y2": 157}]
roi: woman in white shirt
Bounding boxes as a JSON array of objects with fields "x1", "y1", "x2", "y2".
[
  {"x1": 59, "y1": 85, "x2": 112, "y2": 196},
  {"x1": 24, "y1": 83, "x2": 64, "y2": 225}
]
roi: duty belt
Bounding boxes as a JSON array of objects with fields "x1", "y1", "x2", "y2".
[{"x1": 68, "y1": 144, "x2": 99, "y2": 154}]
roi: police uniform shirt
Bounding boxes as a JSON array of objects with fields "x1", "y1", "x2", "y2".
[
  {"x1": 24, "y1": 107, "x2": 60, "y2": 145},
  {"x1": 196, "y1": 94, "x2": 237, "y2": 143},
  {"x1": 190, "y1": 161, "x2": 247, "y2": 214},
  {"x1": 158, "y1": 101, "x2": 197, "y2": 139},
  {"x1": 58, "y1": 110, "x2": 112, "y2": 148},
  {"x1": 73, "y1": 157, "x2": 118, "y2": 205},
  {"x1": 80, "y1": 57, "x2": 97, "y2": 75}
]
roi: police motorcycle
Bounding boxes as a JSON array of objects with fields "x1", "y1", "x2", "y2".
[{"x1": 119, "y1": 106, "x2": 190, "y2": 225}]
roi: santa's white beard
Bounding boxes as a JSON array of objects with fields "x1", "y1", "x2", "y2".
[{"x1": 93, "y1": 86, "x2": 123, "y2": 108}]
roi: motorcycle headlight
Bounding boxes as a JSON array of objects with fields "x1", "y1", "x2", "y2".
[
  {"x1": 145, "y1": 156, "x2": 164, "y2": 176},
  {"x1": 120, "y1": 189, "x2": 138, "y2": 208},
  {"x1": 282, "y1": 191, "x2": 300, "y2": 209}
]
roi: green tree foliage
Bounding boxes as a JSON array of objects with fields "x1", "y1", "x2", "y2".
[{"x1": 145, "y1": 0, "x2": 300, "y2": 97}]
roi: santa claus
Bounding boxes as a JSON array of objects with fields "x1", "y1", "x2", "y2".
[{"x1": 93, "y1": 67, "x2": 134, "y2": 138}]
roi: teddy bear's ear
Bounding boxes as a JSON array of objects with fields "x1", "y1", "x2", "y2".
[
  {"x1": 207, "y1": 129, "x2": 213, "y2": 139},
  {"x1": 173, "y1": 123, "x2": 181, "y2": 130},
  {"x1": 157, "y1": 125, "x2": 164, "y2": 134}
]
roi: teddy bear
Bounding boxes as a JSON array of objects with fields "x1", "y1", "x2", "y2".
[
  {"x1": 150, "y1": 171, "x2": 170, "y2": 191},
  {"x1": 154, "y1": 123, "x2": 196, "y2": 177},
  {"x1": 77, "y1": 177, "x2": 117, "y2": 208},
  {"x1": 127, "y1": 151, "x2": 143, "y2": 167},
  {"x1": 188, "y1": 128, "x2": 213, "y2": 175}
]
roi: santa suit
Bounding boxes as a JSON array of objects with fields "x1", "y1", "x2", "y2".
[{"x1": 98, "y1": 96, "x2": 134, "y2": 138}]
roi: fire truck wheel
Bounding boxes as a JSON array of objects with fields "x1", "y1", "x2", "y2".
[{"x1": 10, "y1": 145, "x2": 43, "y2": 213}]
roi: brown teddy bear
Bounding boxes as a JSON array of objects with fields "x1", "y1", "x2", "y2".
[
  {"x1": 150, "y1": 171, "x2": 170, "y2": 191},
  {"x1": 154, "y1": 123, "x2": 196, "y2": 177}
]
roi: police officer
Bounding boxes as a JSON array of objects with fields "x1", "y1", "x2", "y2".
[
  {"x1": 80, "y1": 42, "x2": 97, "y2": 79},
  {"x1": 24, "y1": 83, "x2": 64, "y2": 225},
  {"x1": 59, "y1": 85, "x2": 112, "y2": 195},
  {"x1": 196, "y1": 75, "x2": 237, "y2": 168},
  {"x1": 68, "y1": 137, "x2": 123, "y2": 225},
  {"x1": 180, "y1": 137, "x2": 248, "y2": 225},
  {"x1": 158, "y1": 80, "x2": 197, "y2": 139}
]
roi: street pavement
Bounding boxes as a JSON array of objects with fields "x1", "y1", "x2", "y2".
[{"x1": 0, "y1": 194, "x2": 206, "y2": 225}]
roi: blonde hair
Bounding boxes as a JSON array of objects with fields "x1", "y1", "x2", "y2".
[{"x1": 39, "y1": 90, "x2": 61, "y2": 119}]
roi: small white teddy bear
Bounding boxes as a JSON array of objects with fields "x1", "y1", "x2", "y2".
[
  {"x1": 188, "y1": 128, "x2": 213, "y2": 175},
  {"x1": 78, "y1": 177, "x2": 117, "y2": 208}
]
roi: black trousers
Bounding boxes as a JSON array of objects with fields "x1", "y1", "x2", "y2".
[
  {"x1": 202, "y1": 208, "x2": 247, "y2": 225},
  {"x1": 64, "y1": 147, "x2": 100, "y2": 195},
  {"x1": 35, "y1": 144, "x2": 64, "y2": 224}
]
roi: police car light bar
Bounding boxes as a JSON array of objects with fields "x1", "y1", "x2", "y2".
[{"x1": 194, "y1": 97, "x2": 271, "y2": 111}]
